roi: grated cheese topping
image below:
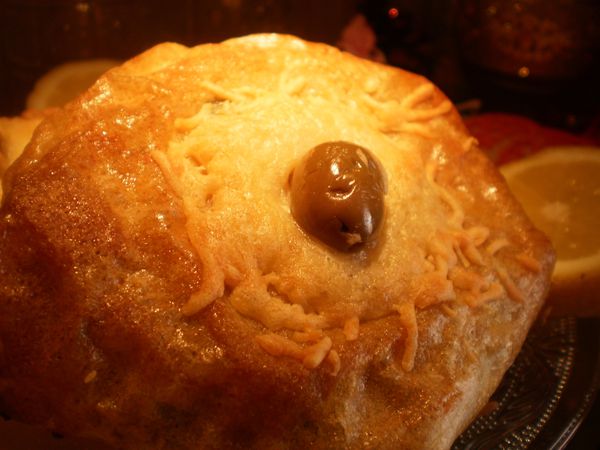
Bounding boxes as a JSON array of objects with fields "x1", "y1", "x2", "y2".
[
  {"x1": 343, "y1": 317, "x2": 360, "y2": 341},
  {"x1": 148, "y1": 42, "x2": 539, "y2": 375},
  {"x1": 515, "y1": 252, "x2": 542, "y2": 273},
  {"x1": 84, "y1": 370, "x2": 97, "y2": 384},
  {"x1": 395, "y1": 303, "x2": 418, "y2": 372},
  {"x1": 326, "y1": 350, "x2": 341, "y2": 376}
]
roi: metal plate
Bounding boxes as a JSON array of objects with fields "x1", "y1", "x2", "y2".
[{"x1": 454, "y1": 317, "x2": 600, "y2": 449}]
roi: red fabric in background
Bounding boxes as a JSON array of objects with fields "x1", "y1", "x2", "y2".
[{"x1": 464, "y1": 113, "x2": 599, "y2": 166}]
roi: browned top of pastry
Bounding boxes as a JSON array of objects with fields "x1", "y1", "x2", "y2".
[{"x1": 0, "y1": 34, "x2": 554, "y2": 449}]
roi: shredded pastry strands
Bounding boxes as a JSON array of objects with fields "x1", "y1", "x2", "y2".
[
  {"x1": 199, "y1": 80, "x2": 249, "y2": 102},
  {"x1": 486, "y1": 238, "x2": 510, "y2": 256},
  {"x1": 425, "y1": 151, "x2": 464, "y2": 227},
  {"x1": 395, "y1": 159, "x2": 539, "y2": 368},
  {"x1": 326, "y1": 350, "x2": 341, "y2": 376},
  {"x1": 255, "y1": 334, "x2": 333, "y2": 370},
  {"x1": 83, "y1": 370, "x2": 97, "y2": 384},
  {"x1": 421, "y1": 151, "x2": 538, "y2": 314},
  {"x1": 496, "y1": 267, "x2": 526, "y2": 303},
  {"x1": 516, "y1": 252, "x2": 542, "y2": 273},
  {"x1": 255, "y1": 334, "x2": 304, "y2": 360},
  {"x1": 466, "y1": 226, "x2": 490, "y2": 246},
  {"x1": 292, "y1": 329, "x2": 323, "y2": 343},
  {"x1": 302, "y1": 336, "x2": 333, "y2": 369},
  {"x1": 395, "y1": 303, "x2": 418, "y2": 372},
  {"x1": 343, "y1": 317, "x2": 360, "y2": 341},
  {"x1": 441, "y1": 303, "x2": 458, "y2": 317},
  {"x1": 153, "y1": 75, "x2": 540, "y2": 376},
  {"x1": 362, "y1": 82, "x2": 452, "y2": 136}
]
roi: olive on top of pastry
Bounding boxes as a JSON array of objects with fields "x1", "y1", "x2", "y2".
[
  {"x1": 289, "y1": 141, "x2": 386, "y2": 252},
  {"x1": 0, "y1": 34, "x2": 554, "y2": 450}
]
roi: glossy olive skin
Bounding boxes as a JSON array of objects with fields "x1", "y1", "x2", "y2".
[{"x1": 290, "y1": 141, "x2": 386, "y2": 252}]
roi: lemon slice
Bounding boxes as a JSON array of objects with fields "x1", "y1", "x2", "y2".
[
  {"x1": 26, "y1": 59, "x2": 120, "y2": 110},
  {"x1": 501, "y1": 146, "x2": 600, "y2": 316}
]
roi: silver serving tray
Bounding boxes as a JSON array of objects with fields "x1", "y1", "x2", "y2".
[{"x1": 454, "y1": 317, "x2": 600, "y2": 449}]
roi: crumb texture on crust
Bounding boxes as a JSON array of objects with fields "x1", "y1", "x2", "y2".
[{"x1": 0, "y1": 34, "x2": 554, "y2": 450}]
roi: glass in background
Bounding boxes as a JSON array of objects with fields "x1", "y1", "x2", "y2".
[{"x1": 456, "y1": 0, "x2": 600, "y2": 132}]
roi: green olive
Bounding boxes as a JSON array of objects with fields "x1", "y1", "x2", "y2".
[{"x1": 290, "y1": 141, "x2": 386, "y2": 252}]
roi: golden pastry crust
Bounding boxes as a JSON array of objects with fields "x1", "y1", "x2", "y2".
[
  {"x1": 0, "y1": 35, "x2": 554, "y2": 449},
  {"x1": 0, "y1": 110, "x2": 51, "y2": 198}
]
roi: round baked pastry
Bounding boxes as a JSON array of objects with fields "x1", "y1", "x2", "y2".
[{"x1": 0, "y1": 35, "x2": 554, "y2": 449}]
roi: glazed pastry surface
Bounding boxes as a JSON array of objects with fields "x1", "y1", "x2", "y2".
[{"x1": 0, "y1": 34, "x2": 554, "y2": 450}]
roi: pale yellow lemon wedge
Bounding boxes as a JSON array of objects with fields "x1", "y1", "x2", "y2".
[
  {"x1": 501, "y1": 146, "x2": 600, "y2": 316},
  {"x1": 26, "y1": 59, "x2": 120, "y2": 109}
]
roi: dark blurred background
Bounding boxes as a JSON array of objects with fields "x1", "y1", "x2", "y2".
[
  {"x1": 0, "y1": 0, "x2": 360, "y2": 115},
  {"x1": 1, "y1": 0, "x2": 599, "y2": 133},
  {"x1": 356, "y1": 0, "x2": 600, "y2": 134}
]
